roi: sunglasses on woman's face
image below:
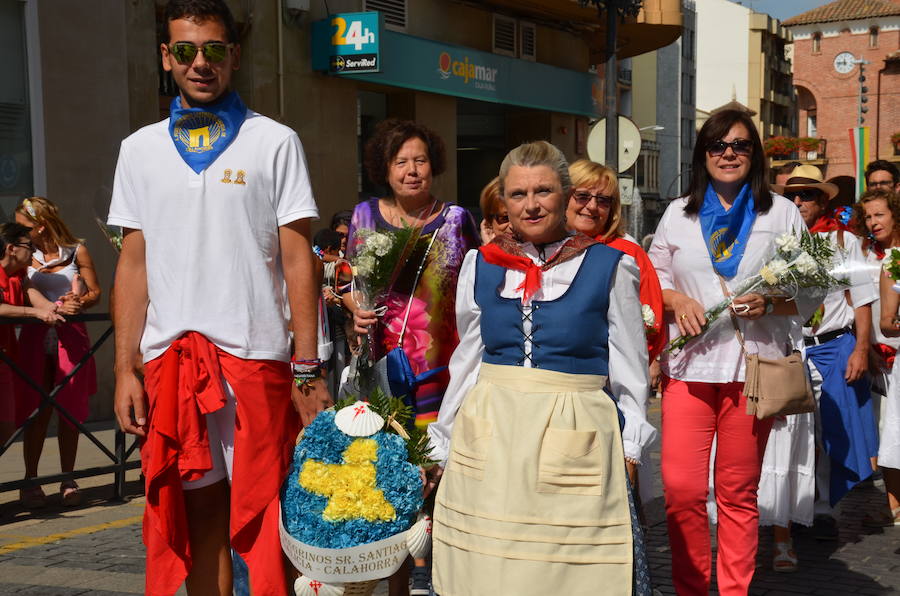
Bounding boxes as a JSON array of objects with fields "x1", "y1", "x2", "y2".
[
  {"x1": 707, "y1": 139, "x2": 753, "y2": 157},
  {"x1": 571, "y1": 191, "x2": 613, "y2": 207},
  {"x1": 167, "y1": 41, "x2": 233, "y2": 65}
]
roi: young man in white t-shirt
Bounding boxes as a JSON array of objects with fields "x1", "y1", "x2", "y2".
[{"x1": 108, "y1": 1, "x2": 330, "y2": 594}]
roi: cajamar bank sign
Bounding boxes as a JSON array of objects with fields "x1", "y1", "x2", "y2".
[{"x1": 438, "y1": 51, "x2": 497, "y2": 90}]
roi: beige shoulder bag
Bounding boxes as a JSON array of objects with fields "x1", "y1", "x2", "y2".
[{"x1": 718, "y1": 277, "x2": 815, "y2": 419}]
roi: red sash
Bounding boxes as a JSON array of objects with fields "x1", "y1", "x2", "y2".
[{"x1": 142, "y1": 332, "x2": 299, "y2": 595}]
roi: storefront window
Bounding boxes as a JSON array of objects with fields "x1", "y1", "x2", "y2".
[{"x1": 0, "y1": 1, "x2": 33, "y2": 217}]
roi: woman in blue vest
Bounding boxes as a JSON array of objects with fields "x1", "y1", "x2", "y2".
[{"x1": 427, "y1": 141, "x2": 653, "y2": 595}]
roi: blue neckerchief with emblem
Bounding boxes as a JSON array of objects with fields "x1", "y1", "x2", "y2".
[
  {"x1": 168, "y1": 91, "x2": 247, "y2": 174},
  {"x1": 699, "y1": 182, "x2": 756, "y2": 278}
]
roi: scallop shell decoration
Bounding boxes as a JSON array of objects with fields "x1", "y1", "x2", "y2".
[
  {"x1": 294, "y1": 576, "x2": 343, "y2": 596},
  {"x1": 406, "y1": 513, "x2": 433, "y2": 559},
  {"x1": 334, "y1": 401, "x2": 385, "y2": 437}
]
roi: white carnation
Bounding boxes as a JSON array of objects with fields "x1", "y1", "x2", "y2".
[
  {"x1": 760, "y1": 258, "x2": 788, "y2": 285},
  {"x1": 793, "y1": 252, "x2": 818, "y2": 276},
  {"x1": 775, "y1": 233, "x2": 800, "y2": 254},
  {"x1": 641, "y1": 304, "x2": 655, "y2": 328}
]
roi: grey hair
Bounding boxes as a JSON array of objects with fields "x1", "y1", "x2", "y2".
[{"x1": 498, "y1": 141, "x2": 571, "y2": 198}]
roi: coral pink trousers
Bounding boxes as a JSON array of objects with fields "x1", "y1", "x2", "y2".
[{"x1": 661, "y1": 377, "x2": 773, "y2": 595}]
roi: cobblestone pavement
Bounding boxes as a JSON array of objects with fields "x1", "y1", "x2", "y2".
[{"x1": 1, "y1": 405, "x2": 898, "y2": 594}]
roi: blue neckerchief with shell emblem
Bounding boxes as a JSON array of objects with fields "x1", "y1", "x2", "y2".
[
  {"x1": 168, "y1": 91, "x2": 247, "y2": 174},
  {"x1": 699, "y1": 181, "x2": 756, "y2": 278}
]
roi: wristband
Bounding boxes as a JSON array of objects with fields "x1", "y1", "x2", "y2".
[
  {"x1": 293, "y1": 368, "x2": 324, "y2": 388},
  {"x1": 764, "y1": 295, "x2": 774, "y2": 315},
  {"x1": 292, "y1": 358, "x2": 325, "y2": 388},
  {"x1": 292, "y1": 357, "x2": 325, "y2": 372}
]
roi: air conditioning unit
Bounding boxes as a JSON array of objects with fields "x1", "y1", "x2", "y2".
[
  {"x1": 520, "y1": 21, "x2": 536, "y2": 61},
  {"x1": 492, "y1": 14, "x2": 517, "y2": 57},
  {"x1": 364, "y1": 0, "x2": 407, "y2": 31},
  {"x1": 492, "y1": 14, "x2": 537, "y2": 60}
]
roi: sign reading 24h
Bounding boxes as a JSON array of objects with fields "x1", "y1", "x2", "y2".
[{"x1": 314, "y1": 12, "x2": 381, "y2": 74}]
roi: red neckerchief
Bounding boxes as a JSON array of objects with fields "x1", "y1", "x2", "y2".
[
  {"x1": 809, "y1": 216, "x2": 851, "y2": 235},
  {"x1": 0, "y1": 267, "x2": 25, "y2": 306},
  {"x1": 479, "y1": 232, "x2": 596, "y2": 303}
]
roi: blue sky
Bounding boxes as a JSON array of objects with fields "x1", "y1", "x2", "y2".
[{"x1": 728, "y1": 0, "x2": 835, "y2": 21}]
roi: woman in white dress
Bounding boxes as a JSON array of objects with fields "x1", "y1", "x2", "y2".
[
  {"x1": 858, "y1": 187, "x2": 900, "y2": 526},
  {"x1": 428, "y1": 141, "x2": 653, "y2": 595}
]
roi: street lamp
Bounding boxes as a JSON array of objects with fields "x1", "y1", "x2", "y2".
[{"x1": 580, "y1": 1, "x2": 644, "y2": 172}]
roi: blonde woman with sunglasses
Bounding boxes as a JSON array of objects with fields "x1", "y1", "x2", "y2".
[{"x1": 14, "y1": 197, "x2": 101, "y2": 508}]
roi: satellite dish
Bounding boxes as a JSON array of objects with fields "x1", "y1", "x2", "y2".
[{"x1": 586, "y1": 116, "x2": 642, "y2": 173}]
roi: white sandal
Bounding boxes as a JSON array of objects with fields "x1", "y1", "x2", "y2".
[{"x1": 773, "y1": 541, "x2": 798, "y2": 573}]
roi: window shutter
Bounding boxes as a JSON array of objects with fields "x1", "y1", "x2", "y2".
[
  {"x1": 519, "y1": 21, "x2": 536, "y2": 61},
  {"x1": 363, "y1": 0, "x2": 407, "y2": 31},
  {"x1": 492, "y1": 14, "x2": 516, "y2": 57}
]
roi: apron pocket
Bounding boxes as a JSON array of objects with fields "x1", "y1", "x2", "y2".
[
  {"x1": 449, "y1": 410, "x2": 493, "y2": 480},
  {"x1": 537, "y1": 428, "x2": 603, "y2": 495}
]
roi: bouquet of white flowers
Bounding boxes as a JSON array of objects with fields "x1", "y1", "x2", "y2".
[{"x1": 667, "y1": 231, "x2": 848, "y2": 354}]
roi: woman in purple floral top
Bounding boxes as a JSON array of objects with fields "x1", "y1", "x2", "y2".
[{"x1": 348, "y1": 119, "x2": 480, "y2": 430}]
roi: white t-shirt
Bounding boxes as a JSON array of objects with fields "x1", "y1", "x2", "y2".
[
  {"x1": 108, "y1": 111, "x2": 319, "y2": 363},
  {"x1": 649, "y1": 194, "x2": 817, "y2": 383},
  {"x1": 803, "y1": 230, "x2": 876, "y2": 338}
]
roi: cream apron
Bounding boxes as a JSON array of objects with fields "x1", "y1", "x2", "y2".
[{"x1": 433, "y1": 363, "x2": 633, "y2": 595}]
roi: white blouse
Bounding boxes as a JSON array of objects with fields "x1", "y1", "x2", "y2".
[
  {"x1": 428, "y1": 240, "x2": 656, "y2": 465},
  {"x1": 648, "y1": 194, "x2": 818, "y2": 384},
  {"x1": 864, "y1": 249, "x2": 900, "y2": 348},
  {"x1": 803, "y1": 230, "x2": 876, "y2": 337}
]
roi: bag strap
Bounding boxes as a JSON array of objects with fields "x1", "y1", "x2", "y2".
[
  {"x1": 396, "y1": 206, "x2": 447, "y2": 347},
  {"x1": 717, "y1": 275, "x2": 747, "y2": 353}
]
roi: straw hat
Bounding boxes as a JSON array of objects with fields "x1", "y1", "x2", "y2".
[{"x1": 772, "y1": 164, "x2": 839, "y2": 201}]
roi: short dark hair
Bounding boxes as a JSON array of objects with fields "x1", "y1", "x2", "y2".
[
  {"x1": 363, "y1": 119, "x2": 447, "y2": 194},
  {"x1": 866, "y1": 160, "x2": 900, "y2": 185},
  {"x1": 164, "y1": 0, "x2": 239, "y2": 44},
  {"x1": 313, "y1": 229, "x2": 342, "y2": 251},
  {"x1": 330, "y1": 211, "x2": 352, "y2": 231},
  {"x1": 0, "y1": 222, "x2": 32, "y2": 252},
  {"x1": 684, "y1": 109, "x2": 771, "y2": 215},
  {"x1": 777, "y1": 161, "x2": 802, "y2": 176}
]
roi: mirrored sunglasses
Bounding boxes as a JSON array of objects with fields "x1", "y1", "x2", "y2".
[
  {"x1": 707, "y1": 139, "x2": 753, "y2": 157},
  {"x1": 168, "y1": 41, "x2": 233, "y2": 64}
]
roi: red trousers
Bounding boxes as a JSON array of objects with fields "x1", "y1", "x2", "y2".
[{"x1": 661, "y1": 377, "x2": 773, "y2": 595}]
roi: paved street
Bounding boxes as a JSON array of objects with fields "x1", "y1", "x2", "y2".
[{"x1": 1, "y1": 403, "x2": 899, "y2": 595}]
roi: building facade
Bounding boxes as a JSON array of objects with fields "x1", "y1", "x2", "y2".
[
  {"x1": 5, "y1": 0, "x2": 681, "y2": 421},
  {"x1": 694, "y1": 0, "x2": 794, "y2": 140},
  {"x1": 632, "y1": 0, "x2": 696, "y2": 236},
  {"x1": 785, "y1": 0, "x2": 900, "y2": 179}
]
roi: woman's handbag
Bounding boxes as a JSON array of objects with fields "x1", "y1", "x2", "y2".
[{"x1": 718, "y1": 277, "x2": 815, "y2": 419}]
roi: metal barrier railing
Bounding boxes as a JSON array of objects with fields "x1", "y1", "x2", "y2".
[{"x1": 0, "y1": 313, "x2": 141, "y2": 500}]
